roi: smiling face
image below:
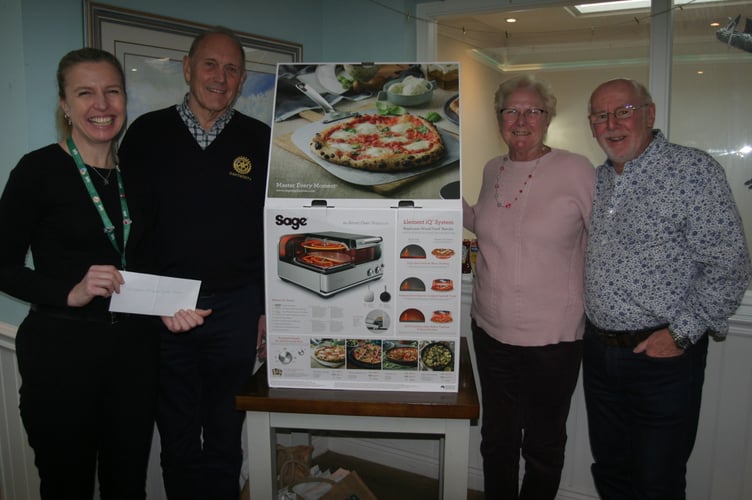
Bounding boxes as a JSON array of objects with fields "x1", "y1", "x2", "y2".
[
  {"x1": 59, "y1": 61, "x2": 126, "y2": 151},
  {"x1": 589, "y1": 79, "x2": 656, "y2": 173},
  {"x1": 497, "y1": 87, "x2": 551, "y2": 161},
  {"x1": 183, "y1": 32, "x2": 246, "y2": 129}
]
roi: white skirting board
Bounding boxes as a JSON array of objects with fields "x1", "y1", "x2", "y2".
[{"x1": 0, "y1": 326, "x2": 39, "y2": 500}]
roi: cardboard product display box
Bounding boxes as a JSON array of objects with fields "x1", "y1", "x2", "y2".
[{"x1": 264, "y1": 62, "x2": 461, "y2": 392}]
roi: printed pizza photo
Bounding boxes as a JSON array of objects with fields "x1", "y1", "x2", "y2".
[
  {"x1": 310, "y1": 114, "x2": 445, "y2": 172},
  {"x1": 352, "y1": 342, "x2": 382, "y2": 365},
  {"x1": 431, "y1": 248, "x2": 455, "y2": 259},
  {"x1": 386, "y1": 346, "x2": 418, "y2": 363},
  {"x1": 431, "y1": 279, "x2": 453, "y2": 291},
  {"x1": 298, "y1": 253, "x2": 349, "y2": 268},
  {"x1": 314, "y1": 344, "x2": 346, "y2": 363},
  {"x1": 430, "y1": 310, "x2": 453, "y2": 323},
  {"x1": 301, "y1": 239, "x2": 347, "y2": 251}
]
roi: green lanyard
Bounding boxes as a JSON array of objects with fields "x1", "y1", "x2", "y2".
[{"x1": 67, "y1": 137, "x2": 131, "y2": 269}]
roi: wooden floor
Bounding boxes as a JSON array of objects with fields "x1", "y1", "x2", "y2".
[
  {"x1": 311, "y1": 451, "x2": 484, "y2": 500},
  {"x1": 241, "y1": 450, "x2": 484, "y2": 499}
]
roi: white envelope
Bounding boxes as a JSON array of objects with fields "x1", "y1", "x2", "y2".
[{"x1": 109, "y1": 271, "x2": 201, "y2": 317}]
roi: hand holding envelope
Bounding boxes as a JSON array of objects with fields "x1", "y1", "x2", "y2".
[
  {"x1": 109, "y1": 271, "x2": 202, "y2": 317},
  {"x1": 162, "y1": 308, "x2": 212, "y2": 333}
]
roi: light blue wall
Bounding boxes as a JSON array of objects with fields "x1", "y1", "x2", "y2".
[
  {"x1": 0, "y1": 0, "x2": 28, "y2": 188},
  {"x1": 0, "y1": 0, "x2": 31, "y2": 325},
  {"x1": 320, "y1": 0, "x2": 419, "y2": 62},
  {"x1": 0, "y1": 0, "x2": 422, "y2": 326}
]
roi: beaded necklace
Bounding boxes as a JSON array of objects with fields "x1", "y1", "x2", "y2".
[{"x1": 494, "y1": 147, "x2": 549, "y2": 208}]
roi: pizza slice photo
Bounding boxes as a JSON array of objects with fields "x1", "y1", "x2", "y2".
[{"x1": 309, "y1": 113, "x2": 446, "y2": 172}]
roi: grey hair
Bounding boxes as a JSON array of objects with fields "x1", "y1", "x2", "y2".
[
  {"x1": 588, "y1": 78, "x2": 653, "y2": 113},
  {"x1": 188, "y1": 26, "x2": 246, "y2": 73},
  {"x1": 494, "y1": 74, "x2": 557, "y2": 119}
]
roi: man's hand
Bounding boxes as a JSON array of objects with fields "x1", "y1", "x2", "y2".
[
  {"x1": 256, "y1": 315, "x2": 267, "y2": 361},
  {"x1": 161, "y1": 308, "x2": 212, "y2": 333},
  {"x1": 634, "y1": 328, "x2": 685, "y2": 358}
]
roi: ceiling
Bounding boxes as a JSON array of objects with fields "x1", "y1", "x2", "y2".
[{"x1": 435, "y1": 1, "x2": 751, "y2": 71}]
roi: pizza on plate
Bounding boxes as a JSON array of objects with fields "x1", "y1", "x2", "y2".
[{"x1": 310, "y1": 114, "x2": 445, "y2": 172}]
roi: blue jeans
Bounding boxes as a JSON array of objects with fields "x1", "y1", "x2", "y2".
[
  {"x1": 157, "y1": 284, "x2": 262, "y2": 500},
  {"x1": 582, "y1": 329, "x2": 708, "y2": 500}
]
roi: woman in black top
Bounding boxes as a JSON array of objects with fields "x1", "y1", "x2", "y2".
[{"x1": 0, "y1": 48, "x2": 159, "y2": 500}]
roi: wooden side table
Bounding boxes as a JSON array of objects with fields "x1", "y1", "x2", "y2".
[{"x1": 236, "y1": 337, "x2": 480, "y2": 499}]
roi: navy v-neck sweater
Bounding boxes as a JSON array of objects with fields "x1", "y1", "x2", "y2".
[{"x1": 119, "y1": 106, "x2": 270, "y2": 294}]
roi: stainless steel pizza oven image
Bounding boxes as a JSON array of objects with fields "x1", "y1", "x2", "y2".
[{"x1": 277, "y1": 231, "x2": 384, "y2": 297}]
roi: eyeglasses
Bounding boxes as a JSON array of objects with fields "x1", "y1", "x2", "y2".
[
  {"x1": 499, "y1": 107, "x2": 548, "y2": 122},
  {"x1": 588, "y1": 103, "x2": 649, "y2": 124}
]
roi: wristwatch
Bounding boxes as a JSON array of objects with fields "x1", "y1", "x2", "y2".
[{"x1": 668, "y1": 327, "x2": 691, "y2": 349}]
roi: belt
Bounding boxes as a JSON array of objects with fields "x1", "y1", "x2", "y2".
[
  {"x1": 585, "y1": 318, "x2": 668, "y2": 348},
  {"x1": 30, "y1": 304, "x2": 134, "y2": 324}
]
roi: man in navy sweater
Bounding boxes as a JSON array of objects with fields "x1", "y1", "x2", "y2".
[{"x1": 119, "y1": 27, "x2": 269, "y2": 499}]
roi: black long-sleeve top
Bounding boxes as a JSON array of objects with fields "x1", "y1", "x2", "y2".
[{"x1": 0, "y1": 144, "x2": 154, "y2": 314}]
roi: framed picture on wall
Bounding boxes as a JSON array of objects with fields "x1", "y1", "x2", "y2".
[{"x1": 84, "y1": 1, "x2": 303, "y2": 126}]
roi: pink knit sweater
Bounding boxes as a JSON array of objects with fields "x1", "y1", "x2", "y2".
[{"x1": 463, "y1": 148, "x2": 595, "y2": 346}]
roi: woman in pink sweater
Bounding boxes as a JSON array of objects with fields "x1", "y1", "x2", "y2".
[{"x1": 463, "y1": 74, "x2": 595, "y2": 499}]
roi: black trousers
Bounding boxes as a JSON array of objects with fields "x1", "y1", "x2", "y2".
[
  {"x1": 157, "y1": 284, "x2": 261, "y2": 500},
  {"x1": 15, "y1": 310, "x2": 160, "y2": 500},
  {"x1": 472, "y1": 321, "x2": 582, "y2": 500}
]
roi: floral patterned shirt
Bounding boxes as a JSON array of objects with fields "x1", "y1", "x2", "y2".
[{"x1": 585, "y1": 130, "x2": 751, "y2": 344}]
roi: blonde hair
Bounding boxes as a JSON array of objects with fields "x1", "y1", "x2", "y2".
[{"x1": 56, "y1": 47, "x2": 126, "y2": 152}]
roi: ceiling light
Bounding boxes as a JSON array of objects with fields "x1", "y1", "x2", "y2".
[
  {"x1": 574, "y1": 0, "x2": 649, "y2": 14},
  {"x1": 506, "y1": 18, "x2": 517, "y2": 23},
  {"x1": 573, "y1": 0, "x2": 725, "y2": 15}
]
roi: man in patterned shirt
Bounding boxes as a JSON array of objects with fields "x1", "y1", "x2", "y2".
[{"x1": 583, "y1": 78, "x2": 751, "y2": 499}]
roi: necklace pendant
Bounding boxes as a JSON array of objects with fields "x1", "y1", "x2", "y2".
[{"x1": 103, "y1": 179, "x2": 109, "y2": 186}]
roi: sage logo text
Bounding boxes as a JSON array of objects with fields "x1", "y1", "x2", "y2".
[{"x1": 276, "y1": 215, "x2": 308, "y2": 230}]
